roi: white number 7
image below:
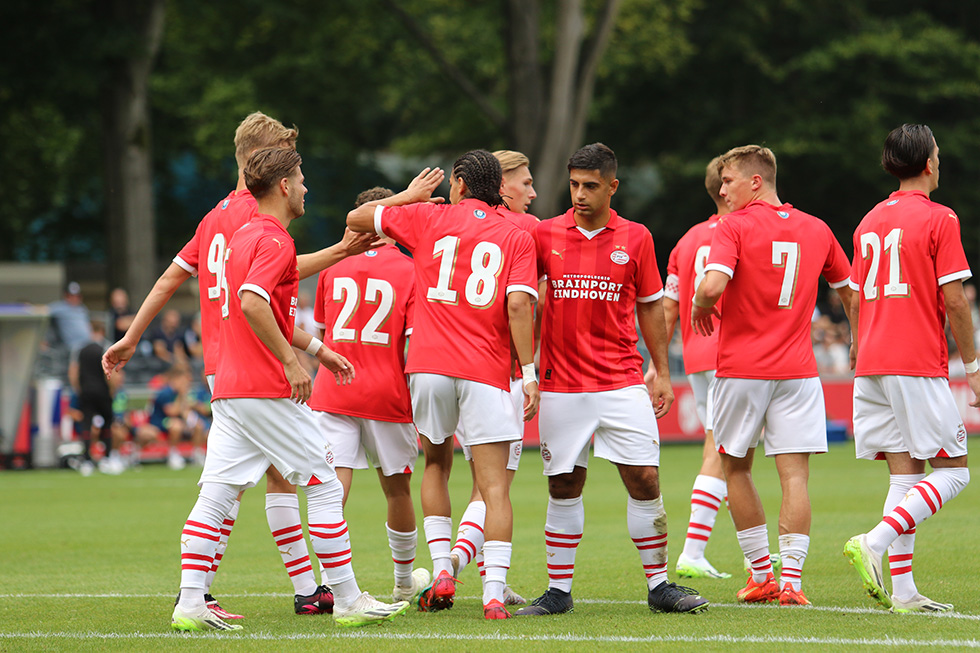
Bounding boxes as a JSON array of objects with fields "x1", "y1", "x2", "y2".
[{"x1": 772, "y1": 241, "x2": 800, "y2": 308}]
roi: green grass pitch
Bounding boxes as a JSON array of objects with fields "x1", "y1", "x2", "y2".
[{"x1": 3, "y1": 442, "x2": 979, "y2": 651}]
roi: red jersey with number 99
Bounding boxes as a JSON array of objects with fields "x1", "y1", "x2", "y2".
[
  {"x1": 705, "y1": 201, "x2": 850, "y2": 379},
  {"x1": 309, "y1": 244, "x2": 416, "y2": 422},
  {"x1": 375, "y1": 199, "x2": 538, "y2": 391},
  {"x1": 174, "y1": 189, "x2": 257, "y2": 375},
  {"x1": 850, "y1": 190, "x2": 971, "y2": 378}
]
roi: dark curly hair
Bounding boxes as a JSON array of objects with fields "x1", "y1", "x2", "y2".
[{"x1": 452, "y1": 149, "x2": 503, "y2": 206}]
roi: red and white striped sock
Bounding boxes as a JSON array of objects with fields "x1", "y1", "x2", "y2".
[
  {"x1": 736, "y1": 524, "x2": 772, "y2": 583},
  {"x1": 627, "y1": 496, "x2": 669, "y2": 590},
  {"x1": 450, "y1": 501, "x2": 486, "y2": 574},
  {"x1": 205, "y1": 497, "x2": 240, "y2": 592},
  {"x1": 266, "y1": 492, "x2": 317, "y2": 597},
  {"x1": 681, "y1": 475, "x2": 726, "y2": 560},
  {"x1": 386, "y1": 523, "x2": 417, "y2": 587},
  {"x1": 867, "y1": 468, "x2": 969, "y2": 555},
  {"x1": 777, "y1": 533, "x2": 809, "y2": 591},
  {"x1": 178, "y1": 483, "x2": 238, "y2": 610},
  {"x1": 482, "y1": 540, "x2": 511, "y2": 604},
  {"x1": 424, "y1": 515, "x2": 454, "y2": 577},
  {"x1": 884, "y1": 474, "x2": 923, "y2": 599},
  {"x1": 545, "y1": 496, "x2": 584, "y2": 593},
  {"x1": 305, "y1": 479, "x2": 360, "y2": 609}
]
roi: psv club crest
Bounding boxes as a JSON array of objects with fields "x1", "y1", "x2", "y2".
[
  {"x1": 610, "y1": 250, "x2": 629, "y2": 265},
  {"x1": 540, "y1": 442, "x2": 552, "y2": 462}
]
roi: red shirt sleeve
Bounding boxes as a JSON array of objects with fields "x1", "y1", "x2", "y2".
[
  {"x1": 706, "y1": 214, "x2": 741, "y2": 276},
  {"x1": 821, "y1": 223, "x2": 851, "y2": 286},
  {"x1": 379, "y1": 203, "x2": 432, "y2": 253},
  {"x1": 240, "y1": 236, "x2": 294, "y2": 301},
  {"x1": 175, "y1": 227, "x2": 202, "y2": 274},
  {"x1": 635, "y1": 226, "x2": 663, "y2": 300},
  {"x1": 933, "y1": 209, "x2": 970, "y2": 281},
  {"x1": 506, "y1": 231, "x2": 539, "y2": 296}
]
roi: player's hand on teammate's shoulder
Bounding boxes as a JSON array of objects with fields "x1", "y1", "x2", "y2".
[
  {"x1": 523, "y1": 380, "x2": 540, "y2": 422},
  {"x1": 284, "y1": 357, "x2": 313, "y2": 404},
  {"x1": 317, "y1": 347, "x2": 355, "y2": 386},
  {"x1": 341, "y1": 228, "x2": 383, "y2": 257},
  {"x1": 406, "y1": 166, "x2": 445, "y2": 204}
]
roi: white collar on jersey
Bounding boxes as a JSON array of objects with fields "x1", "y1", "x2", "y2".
[{"x1": 576, "y1": 225, "x2": 606, "y2": 240}]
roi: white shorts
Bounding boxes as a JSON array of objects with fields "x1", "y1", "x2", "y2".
[
  {"x1": 206, "y1": 374, "x2": 215, "y2": 393},
  {"x1": 409, "y1": 373, "x2": 521, "y2": 447},
  {"x1": 537, "y1": 385, "x2": 660, "y2": 475},
  {"x1": 711, "y1": 377, "x2": 828, "y2": 458},
  {"x1": 853, "y1": 375, "x2": 968, "y2": 461},
  {"x1": 687, "y1": 370, "x2": 716, "y2": 431},
  {"x1": 201, "y1": 398, "x2": 335, "y2": 489},
  {"x1": 460, "y1": 379, "x2": 525, "y2": 471},
  {"x1": 315, "y1": 410, "x2": 418, "y2": 476}
]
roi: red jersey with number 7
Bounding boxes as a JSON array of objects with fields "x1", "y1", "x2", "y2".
[
  {"x1": 705, "y1": 201, "x2": 850, "y2": 379},
  {"x1": 850, "y1": 190, "x2": 971, "y2": 378},
  {"x1": 374, "y1": 199, "x2": 538, "y2": 391},
  {"x1": 174, "y1": 189, "x2": 257, "y2": 376},
  {"x1": 309, "y1": 244, "x2": 415, "y2": 422}
]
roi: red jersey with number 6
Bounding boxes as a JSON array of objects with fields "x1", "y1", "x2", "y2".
[
  {"x1": 309, "y1": 244, "x2": 415, "y2": 422},
  {"x1": 374, "y1": 199, "x2": 538, "y2": 391},
  {"x1": 850, "y1": 190, "x2": 971, "y2": 378},
  {"x1": 705, "y1": 201, "x2": 850, "y2": 379},
  {"x1": 174, "y1": 189, "x2": 257, "y2": 375}
]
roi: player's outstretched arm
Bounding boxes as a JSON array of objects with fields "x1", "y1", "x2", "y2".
[
  {"x1": 691, "y1": 270, "x2": 728, "y2": 337},
  {"x1": 291, "y1": 326, "x2": 354, "y2": 386},
  {"x1": 942, "y1": 280, "x2": 980, "y2": 408},
  {"x1": 102, "y1": 262, "x2": 192, "y2": 378},
  {"x1": 296, "y1": 228, "x2": 382, "y2": 280},
  {"x1": 507, "y1": 291, "x2": 540, "y2": 421},
  {"x1": 241, "y1": 290, "x2": 312, "y2": 403},
  {"x1": 637, "y1": 299, "x2": 674, "y2": 419},
  {"x1": 346, "y1": 166, "x2": 445, "y2": 233}
]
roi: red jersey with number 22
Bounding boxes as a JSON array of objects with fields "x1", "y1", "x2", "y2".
[
  {"x1": 705, "y1": 201, "x2": 850, "y2": 379},
  {"x1": 212, "y1": 215, "x2": 299, "y2": 400},
  {"x1": 536, "y1": 209, "x2": 664, "y2": 393},
  {"x1": 309, "y1": 244, "x2": 415, "y2": 422},
  {"x1": 375, "y1": 199, "x2": 538, "y2": 391},
  {"x1": 851, "y1": 190, "x2": 971, "y2": 378},
  {"x1": 174, "y1": 189, "x2": 257, "y2": 375}
]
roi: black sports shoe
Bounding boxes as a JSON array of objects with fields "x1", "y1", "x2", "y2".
[
  {"x1": 295, "y1": 585, "x2": 334, "y2": 615},
  {"x1": 514, "y1": 588, "x2": 574, "y2": 616},
  {"x1": 648, "y1": 581, "x2": 709, "y2": 614}
]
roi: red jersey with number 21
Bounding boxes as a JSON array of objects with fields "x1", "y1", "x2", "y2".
[
  {"x1": 309, "y1": 244, "x2": 415, "y2": 422},
  {"x1": 705, "y1": 201, "x2": 850, "y2": 379},
  {"x1": 375, "y1": 199, "x2": 538, "y2": 391},
  {"x1": 173, "y1": 189, "x2": 257, "y2": 375},
  {"x1": 851, "y1": 190, "x2": 971, "y2": 378},
  {"x1": 212, "y1": 215, "x2": 299, "y2": 400}
]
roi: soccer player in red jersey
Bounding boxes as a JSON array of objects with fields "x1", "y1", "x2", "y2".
[
  {"x1": 692, "y1": 145, "x2": 854, "y2": 607},
  {"x1": 449, "y1": 150, "x2": 539, "y2": 606},
  {"x1": 651, "y1": 156, "x2": 734, "y2": 581},
  {"x1": 102, "y1": 112, "x2": 379, "y2": 618},
  {"x1": 171, "y1": 148, "x2": 410, "y2": 632},
  {"x1": 308, "y1": 186, "x2": 430, "y2": 604},
  {"x1": 843, "y1": 124, "x2": 980, "y2": 613},
  {"x1": 347, "y1": 150, "x2": 539, "y2": 620},
  {"x1": 517, "y1": 143, "x2": 708, "y2": 617}
]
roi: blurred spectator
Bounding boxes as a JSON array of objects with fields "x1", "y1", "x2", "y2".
[
  {"x1": 823, "y1": 289, "x2": 849, "y2": 326},
  {"x1": 150, "y1": 309, "x2": 192, "y2": 366},
  {"x1": 186, "y1": 313, "x2": 204, "y2": 362},
  {"x1": 812, "y1": 315, "x2": 850, "y2": 377},
  {"x1": 108, "y1": 287, "x2": 136, "y2": 342},
  {"x1": 48, "y1": 281, "x2": 92, "y2": 350},
  {"x1": 965, "y1": 283, "x2": 980, "y2": 351},
  {"x1": 145, "y1": 364, "x2": 208, "y2": 470}
]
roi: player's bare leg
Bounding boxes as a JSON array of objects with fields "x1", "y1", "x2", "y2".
[
  {"x1": 470, "y1": 441, "x2": 514, "y2": 618},
  {"x1": 377, "y1": 469, "x2": 428, "y2": 601},
  {"x1": 722, "y1": 450, "x2": 778, "y2": 603},
  {"x1": 418, "y1": 437, "x2": 456, "y2": 611},
  {"x1": 774, "y1": 453, "x2": 812, "y2": 603}
]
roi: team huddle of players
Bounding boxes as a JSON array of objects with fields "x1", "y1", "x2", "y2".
[{"x1": 102, "y1": 113, "x2": 978, "y2": 631}]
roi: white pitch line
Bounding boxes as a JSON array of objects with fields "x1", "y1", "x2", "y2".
[
  {"x1": 3, "y1": 593, "x2": 978, "y2": 621},
  {"x1": 1, "y1": 631, "x2": 979, "y2": 648}
]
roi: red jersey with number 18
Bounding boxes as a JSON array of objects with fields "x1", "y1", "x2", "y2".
[
  {"x1": 665, "y1": 215, "x2": 721, "y2": 374},
  {"x1": 705, "y1": 201, "x2": 850, "y2": 379},
  {"x1": 212, "y1": 215, "x2": 299, "y2": 400},
  {"x1": 851, "y1": 190, "x2": 971, "y2": 378},
  {"x1": 536, "y1": 209, "x2": 664, "y2": 393},
  {"x1": 375, "y1": 199, "x2": 538, "y2": 391},
  {"x1": 174, "y1": 189, "x2": 257, "y2": 375},
  {"x1": 308, "y1": 244, "x2": 415, "y2": 422}
]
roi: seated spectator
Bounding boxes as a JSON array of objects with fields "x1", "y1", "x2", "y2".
[
  {"x1": 149, "y1": 309, "x2": 192, "y2": 366},
  {"x1": 812, "y1": 315, "x2": 850, "y2": 377},
  {"x1": 48, "y1": 281, "x2": 92, "y2": 351},
  {"x1": 109, "y1": 287, "x2": 136, "y2": 342},
  {"x1": 146, "y1": 364, "x2": 208, "y2": 469}
]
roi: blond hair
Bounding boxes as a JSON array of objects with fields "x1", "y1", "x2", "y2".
[
  {"x1": 493, "y1": 150, "x2": 531, "y2": 175},
  {"x1": 704, "y1": 156, "x2": 723, "y2": 201},
  {"x1": 717, "y1": 145, "x2": 777, "y2": 187},
  {"x1": 234, "y1": 112, "x2": 299, "y2": 170}
]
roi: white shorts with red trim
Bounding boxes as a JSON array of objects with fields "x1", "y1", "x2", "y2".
[
  {"x1": 409, "y1": 373, "x2": 521, "y2": 447},
  {"x1": 459, "y1": 378, "x2": 525, "y2": 471},
  {"x1": 711, "y1": 377, "x2": 827, "y2": 458},
  {"x1": 853, "y1": 375, "x2": 968, "y2": 461},
  {"x1": 201, "y1": 398, "x2": 335, "y2": 488},
  {"x1": 315, "y1": 410, "x2": 418, "y2": 476},
  {"x1": 537, "y1": 385, "x2": 660, "y2": 475},
  {"x1": 687, "y1": 369, "x2": 716, "y2": 431}
]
